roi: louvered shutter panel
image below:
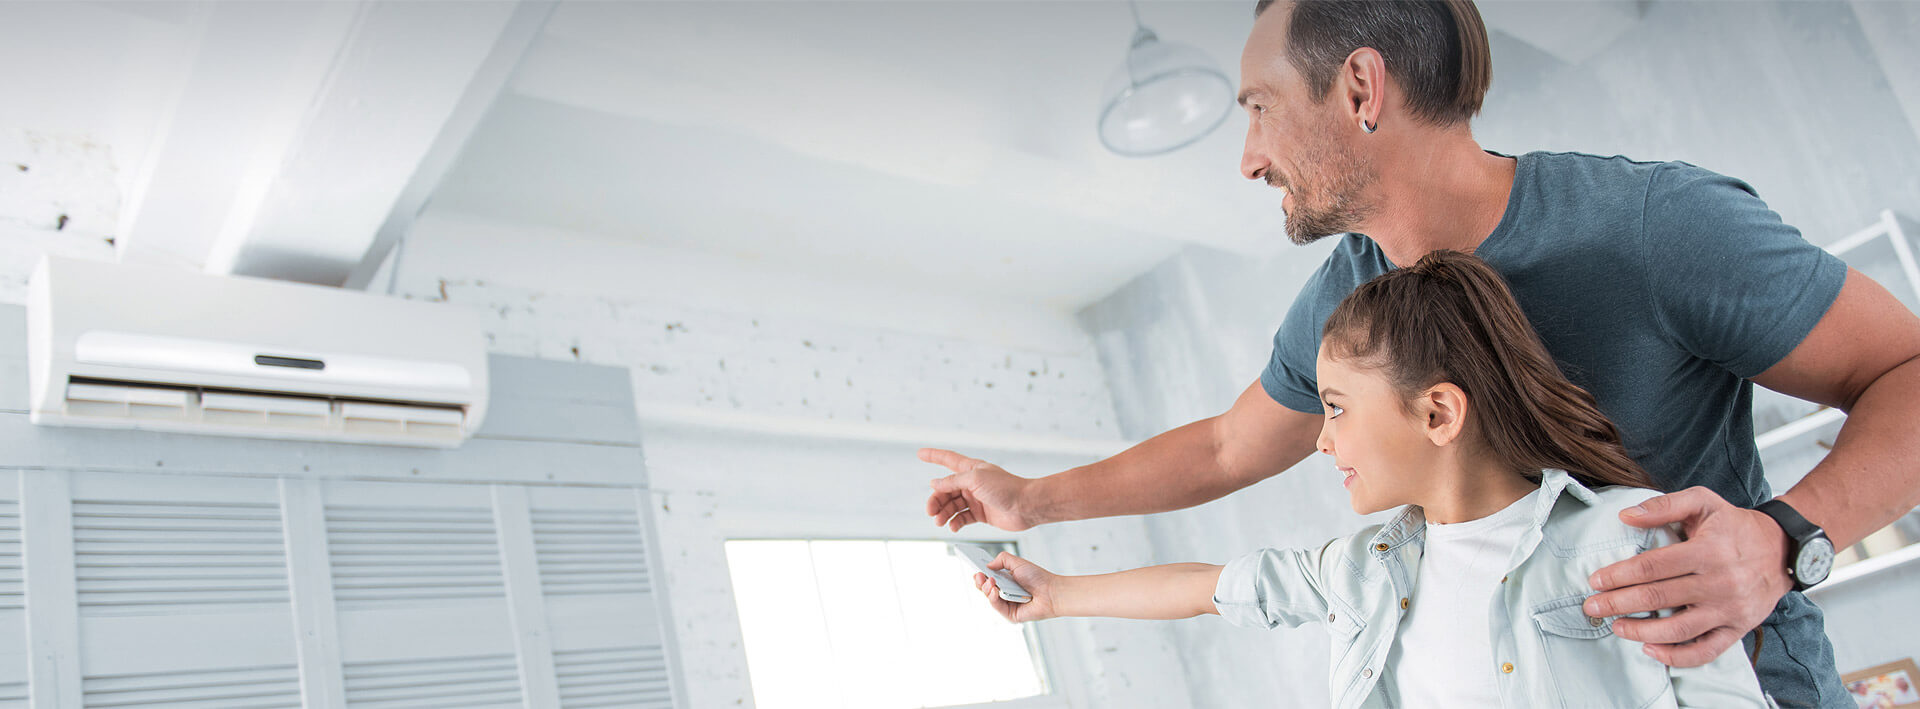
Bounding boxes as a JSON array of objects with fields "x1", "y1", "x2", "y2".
[
  {"x1": 529, "y1": 488, "x2": 673, "y2": 709},
  {"x1": 2, "y1": 470, "x2": 27, "y2": 708},
  {"x1": 65, "y1": 472, "x2": 305, "y2": 709},
  {"x1": 324, "y1": 480, "x2": 525, "y2": 708},
  {"x1": 11, "y1": 470, "x2": 678, "y2": 709}
]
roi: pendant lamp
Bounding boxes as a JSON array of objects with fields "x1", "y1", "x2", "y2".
[{"x1": 1096, "y1": 0, "x2": 1235, "y2": 157}]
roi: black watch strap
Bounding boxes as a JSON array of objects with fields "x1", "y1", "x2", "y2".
[
  {"x1": 1754, "y1": 498, "x2": 1829, "y2": 591},
  {"x1": 1754, "y1": 499, "x2": 1818, "y2": 540}
]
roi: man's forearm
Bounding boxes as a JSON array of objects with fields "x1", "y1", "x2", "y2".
[
  {"x1": 1029, "y1": 418, "x2": 1281, "y2": 525},
  {"x1": 1779, "y1": 355, "x2": 1920, "y2": 548},
  {"x1": 1054, "y1": 563, "x2": 1223, "y2": 620}
]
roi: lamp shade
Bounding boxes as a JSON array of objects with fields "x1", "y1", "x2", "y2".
[{"x1": 1097, "y1": 28, "x2": 1235, "y2": 157}]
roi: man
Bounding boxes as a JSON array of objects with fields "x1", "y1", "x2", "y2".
[{"x1": 920, "y1": 1, "x2": 1920, "y2": 706}]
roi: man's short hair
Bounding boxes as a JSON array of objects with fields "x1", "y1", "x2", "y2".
[{"x1": 1253, "y1": 0, "x2": 1492, "y2": 126}]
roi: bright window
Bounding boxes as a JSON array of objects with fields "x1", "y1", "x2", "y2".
[{"x1": 724, "y1": 539, "x2": 1049, "y2": 708}]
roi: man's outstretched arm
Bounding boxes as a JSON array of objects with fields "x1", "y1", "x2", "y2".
[
  {"x1": 1588, "y1": 267, "x2": 1920, "y2": 666},
  {"x1": 923, "y1": 379, "x2": 1322, "y2": 532}
]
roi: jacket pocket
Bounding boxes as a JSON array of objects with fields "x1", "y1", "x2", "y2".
[{"x1": 1532, "y1": 594, "x2": 1675, "y2": 709}]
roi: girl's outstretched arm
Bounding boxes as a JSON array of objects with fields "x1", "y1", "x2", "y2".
[{"x1": 976, "y1": 551, "x2": 1221, "y2": 623}]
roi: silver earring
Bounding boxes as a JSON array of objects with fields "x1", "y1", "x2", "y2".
[{"x1": 1361, "y1": 119, "x2": 1377, "y2": 134}]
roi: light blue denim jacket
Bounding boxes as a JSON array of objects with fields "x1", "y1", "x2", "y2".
[{"x1": 1212, "y1": 469, "x2": 1768, "y2": 709}]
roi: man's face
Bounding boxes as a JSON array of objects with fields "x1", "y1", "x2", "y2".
[{"x1": 1238, "y1": 5, "x2": 1377, "y2": 245}]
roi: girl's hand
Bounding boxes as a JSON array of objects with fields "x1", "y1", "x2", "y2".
[{"x1": 975, "y1": 551, "x2": 1060, "y2": 623}]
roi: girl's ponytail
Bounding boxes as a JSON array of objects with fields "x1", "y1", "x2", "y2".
[{"x1": 1322, "y1": 250, "x2": 1656, "y2": 490}]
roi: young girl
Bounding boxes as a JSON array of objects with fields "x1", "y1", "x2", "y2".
[{"x1": 973, "y1": 251, "x2": 1769, "y2": 708}]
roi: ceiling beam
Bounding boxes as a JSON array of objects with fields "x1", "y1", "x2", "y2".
[
  {"x1": 114, "y1": 1, "x2": 364, "y2": 271},
  {"x1": 116, "y1": 0, "x2": 553, "y2": 287},
  {"x1": 339, "y1": 2, "x2": 555, "y2": 291}
]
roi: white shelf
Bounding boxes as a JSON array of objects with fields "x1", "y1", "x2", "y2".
[
  {"x1": 1755, "y1": 407, "x2": 1845, "y2": 452},
  {"x1": 1809, "y1": 542, "x2": 1920, "y2": 595}
]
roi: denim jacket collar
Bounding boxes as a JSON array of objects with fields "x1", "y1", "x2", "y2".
[{"x1": 1363, "y1": 468, "x2": 1598, "y2": 564}]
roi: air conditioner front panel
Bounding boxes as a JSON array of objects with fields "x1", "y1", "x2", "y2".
[{"x1": 75, "y1": 331, "x2": 476, "y2": 393}]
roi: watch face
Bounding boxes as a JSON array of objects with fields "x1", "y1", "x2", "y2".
[{"x1": 1796, "y1": 537, "x2": 1835, "y2": 586}]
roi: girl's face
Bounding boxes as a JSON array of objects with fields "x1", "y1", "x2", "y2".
[{"x1": 1314, "y1": 345, "x2": 1441, "y2": 515}]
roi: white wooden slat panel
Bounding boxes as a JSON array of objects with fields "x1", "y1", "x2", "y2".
[
  {"x1": 71, "y1": 498, "x2": 288, "y2": 613},
  {"x1": 1, "y1": 469, "x2": 26, "y2": 709},
  {"x1": 21, "y1": 470, "x2": 81, "y2": 709},
  {"x1": 327, "y1": 480, "x2": 526, "y2": 708},
  {"x1": 553, "y1": 645, "x2": 673, "y2": 709},
  {"x1": 0, "y1": 497, "x2": 20, "y2": 610},
  {"x1": 0, "y1": 610, "x2": 23, "y2": 709},
  {"x1": 66, "y1": 474, "x2": 290, "y2": 617},
  {"x1": 341, "y1": 653, "x2": 523, "y2": 708},
  {"x1": 531, "y1": 506, "x2": 651, "y2": 598},
  {"x1": 324, "y1": 481, "x2": 505, "y2": 607},
  {"x1": 62, "y1": 473, "x2": 303, "y2": 709},
  {"x1": 529, "y1": 487, "x2": 678, "y2": 709},
  {"x1": 79, "y1": 663, "x2": 302, "y2": 708}
]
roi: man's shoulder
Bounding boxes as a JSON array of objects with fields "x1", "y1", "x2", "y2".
[
  {"x1": 1523, "y1": 150, "x2": 1697, "y2": 181},
  {"x1": 1297, "y1": 234, "x2": 1391, "y2": 305},
  {"x1": 1521, "y1": 151, "x2": 1745, "y2": 209}
]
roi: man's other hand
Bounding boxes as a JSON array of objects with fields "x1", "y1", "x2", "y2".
[{"x1": 1584, "y1": 486, "x2": 1794, "y2": 667}]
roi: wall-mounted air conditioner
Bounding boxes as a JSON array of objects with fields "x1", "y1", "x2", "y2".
[{"x1": 27, "y1": 256, "x2": 489, "y2": 448}]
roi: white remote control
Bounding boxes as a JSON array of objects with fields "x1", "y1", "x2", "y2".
[{"x1": 952, "y1": 543, "x2": 1032, "y2": 603}]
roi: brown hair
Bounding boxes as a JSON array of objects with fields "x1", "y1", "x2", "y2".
[
  {"x1": 1321, "y1": 250, "x2": 1657, "y2": 491},
  {"x1": 1253, "y1": 0, "x2": 1492, "y2": 126}
]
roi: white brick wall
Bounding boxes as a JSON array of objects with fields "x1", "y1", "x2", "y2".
[{"x1": 387, "y1": 212, "x2": 1125, "y2": 444}]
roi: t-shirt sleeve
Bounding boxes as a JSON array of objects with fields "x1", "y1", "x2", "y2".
[
  {"x1": 1640, "y1": 164, "x2": 1847, "y2": 379},
  {"x1": 1261, "y1": 269, "x2": 1335, "y2": 415}
]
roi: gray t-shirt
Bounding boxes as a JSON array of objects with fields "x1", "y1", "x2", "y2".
[
  {"x1": 1262, "y1": 151, "x2": 1846, "y2": 507},
  {"x1": 1260, "y1": 150, "x2": 1852, "y2": 705}
]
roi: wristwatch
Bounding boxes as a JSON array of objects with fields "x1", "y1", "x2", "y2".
[{"x1": 1754, "y1": 499, "x2": 1834, "y2": 592}]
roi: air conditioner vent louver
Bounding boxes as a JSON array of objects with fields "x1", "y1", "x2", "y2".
[{"x1": 62, "y1": 381, "x2": 465, "y2": 443}]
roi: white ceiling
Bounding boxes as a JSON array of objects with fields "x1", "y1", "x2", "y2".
[
  {"x1": 0, "y1": 1, "x2": 1640, "y2": 331},
  {"x1": 431, "y1": 0, "x2": 1289, "y2": 313}
]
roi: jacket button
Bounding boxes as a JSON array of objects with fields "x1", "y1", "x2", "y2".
[
  {"x1": 1328, "y1": 613, "x2": 1336, "y2": 623},
  {"x1": 1589, "y1": 615, "x2": 1604, "y2": 627},
  {"x1": 1400, "y1": 598, "x2": 1409, "y2": 610},
  {"x1": 1374, "y1": 543, "x2": 1390, "y2": 552},
  {"x1": 1362, "y1": 668, "x2": 1373, "y2": 679},
  {"x1": 1501, "y1": 662, "x2": 1515, "y2": 674},
  {"x1": 1500, "y1": 576, "x2": 1508, "y2": 583}
]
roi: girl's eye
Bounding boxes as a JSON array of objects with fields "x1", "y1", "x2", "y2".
[{"x1": 1325, "y1": 403, "x2": 1344, "y2": 418}]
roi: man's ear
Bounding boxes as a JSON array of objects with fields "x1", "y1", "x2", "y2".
[
  {"x1": 1339, "y1": 47, "x2": 1387, "y2": 131},
  {"x1": 1421, "y1": 383, "x2": 1469, "y2": 446}
]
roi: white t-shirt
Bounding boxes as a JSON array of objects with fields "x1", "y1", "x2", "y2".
[{"x1": 1387, "y1": 489, "x2": 1539, "y2": 707}]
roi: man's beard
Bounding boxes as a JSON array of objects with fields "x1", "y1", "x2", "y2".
[{"x1": 1274, "y1": 151, "x2": 1377, "y2": 246}]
